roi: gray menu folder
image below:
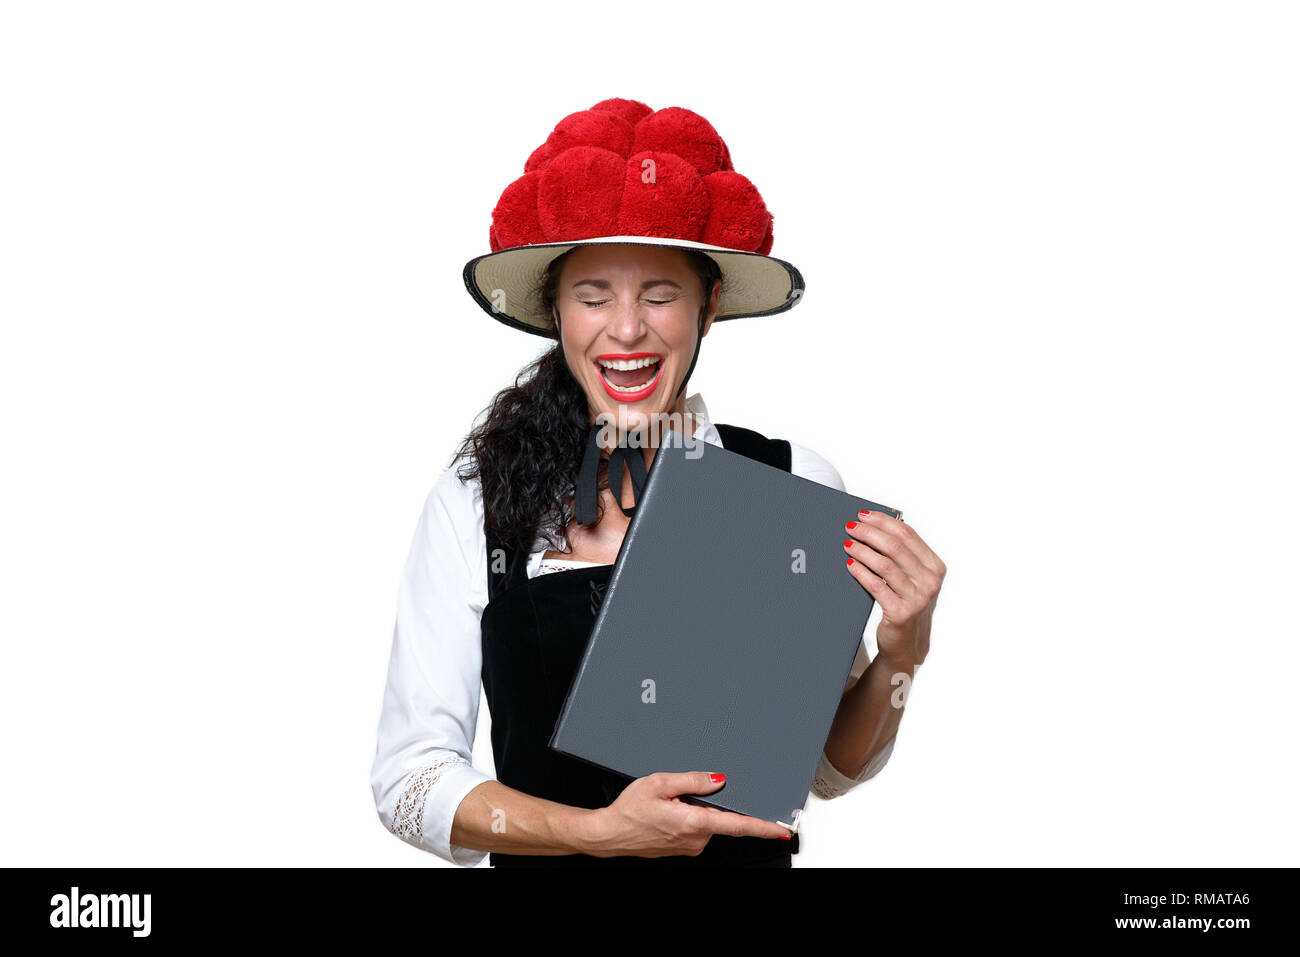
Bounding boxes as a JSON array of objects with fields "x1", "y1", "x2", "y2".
[{"x1": 549, "y1": 428, "x2": 902, "y2": 831}]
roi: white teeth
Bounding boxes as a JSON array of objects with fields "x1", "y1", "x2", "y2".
[
  {"x1": 597, "y1": 356, "x2": 662, "y2": 393},
  {"x1": 605, "y1": 377, "x2": 659, "y2": 393},
  {"x1": 598, "y1": 356, "x2": 660, "y2": 371}
]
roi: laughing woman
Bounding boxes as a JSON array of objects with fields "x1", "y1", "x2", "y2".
[{"x1": 369, "y1": 98, "x2": 945, "y2": 867}]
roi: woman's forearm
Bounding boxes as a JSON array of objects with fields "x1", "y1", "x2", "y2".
[
  {"x1": 822, "y1": 648, "x2": 919, "y2": 779},
  {"x1": 451, "y1": 649, "x2": 922, "y2": 855},
  {"x1": 450, "y1": 780, "x2": 603, "y2": 856}
]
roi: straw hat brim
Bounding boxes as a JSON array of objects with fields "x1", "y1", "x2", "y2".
[{"x1": 463, "y1": 236, "x2": 805, "y2": 338}]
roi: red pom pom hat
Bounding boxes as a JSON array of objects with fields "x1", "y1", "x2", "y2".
[{"x1": 462, "y1": 97, "x2": 805, "y2": 340}]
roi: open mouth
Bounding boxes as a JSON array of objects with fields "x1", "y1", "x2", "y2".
[{"x1": 595, "y1": 354, "x2": 663, "y2": 400}]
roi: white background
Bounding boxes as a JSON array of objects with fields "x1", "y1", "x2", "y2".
[{"x1": 2, "y1": 1, "x2": 1296, "y2": 867}]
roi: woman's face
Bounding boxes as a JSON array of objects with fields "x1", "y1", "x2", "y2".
[{"x1": 555, "y1": 245, "x2": 719, "y2": 433}]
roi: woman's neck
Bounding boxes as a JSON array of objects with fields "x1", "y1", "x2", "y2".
[
  {"x1": 587, "y1": 396, "x2": 702, "y2": 484},
  {"x1": 587, "y1": 397, "x2": 700, "y2": 448}
]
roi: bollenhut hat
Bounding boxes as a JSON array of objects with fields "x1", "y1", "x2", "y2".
[{"x1": 462, "y1": 97, "x2": 805, "y2": 339}]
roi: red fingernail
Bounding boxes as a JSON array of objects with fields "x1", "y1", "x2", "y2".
[
  {"x1": 845, "y1": 521, "x2": 858, "y2": 530},
  {"x1": 846, "y1": 557, "x2": 854, "y2": 566},
  {"x1": 779, "y1": 833, "x2": 791, "y2": 840},
  {"x1": 844, "y1": 539, "x2": 853, "y2": 549},
  {"x1": 859, "y1": 510, "x2": 871, "y2": 517},
  {"x1": 709, "y1": 773, "x2": 725, "y2": 783}
]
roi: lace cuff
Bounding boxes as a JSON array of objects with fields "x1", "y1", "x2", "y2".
[
  {"x1": 810, "y1": 737, "x2": 896, "y2": 800},
  {"x1": 389, "y1": 754, "x2": 494, "y2": 867}
]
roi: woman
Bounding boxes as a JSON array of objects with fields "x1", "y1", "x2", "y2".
[{"x1": 370, "y1": 98, "x2": 945, "y2": 867}]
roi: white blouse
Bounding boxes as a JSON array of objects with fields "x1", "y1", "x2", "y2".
[{"x1": 369, "y1": 393, "x2": 894, "y2": 867}]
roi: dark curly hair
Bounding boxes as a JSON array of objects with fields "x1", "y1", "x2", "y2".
[{"x1": 453, "y1": 246, "x2": 722, "y2": 556}]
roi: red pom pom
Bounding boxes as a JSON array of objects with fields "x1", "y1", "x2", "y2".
[
  {"x1": 616, "y1": 151, "x2": 708, "y2": 241},
  {"x1": 632, "y1": 107, "x2": 729, "y2": 177},
  {"x1": 538, "y1": 147, "x2": 626, "y2": 240},
  {"x1": 524, "y1": 143, "x2": 551, "y2": 173},
  {"x1": 701, "y1": 171, "x2": 771, "y2": 252},
  {"x1": 589, "y1": 97, "x2": 654, "y2": 128},
  {"x1": 546, "y1": 109, "x2": 635, "y2": 160},
  {"x1": 491, "y1": 171, "x2": 546, "y2": 249},
  {"x1": 489, "y1": 98, "x2": 777, "y2": 256}
]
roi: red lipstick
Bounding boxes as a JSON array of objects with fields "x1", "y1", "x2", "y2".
[{"x1": 594, "y1": 353, "x2": 664, "y2": 403}]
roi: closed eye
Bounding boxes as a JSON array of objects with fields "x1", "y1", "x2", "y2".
[{"x1": 580, "y1": 298, "x2": 675, "y2": 308}]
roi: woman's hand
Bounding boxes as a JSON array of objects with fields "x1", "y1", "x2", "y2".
[
  {"x1": 577, "y1": 771, "x2": 791, "y2": 858},
  {"x1": 844, "y1": 510, "x2": 946, "y2": 667}
]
